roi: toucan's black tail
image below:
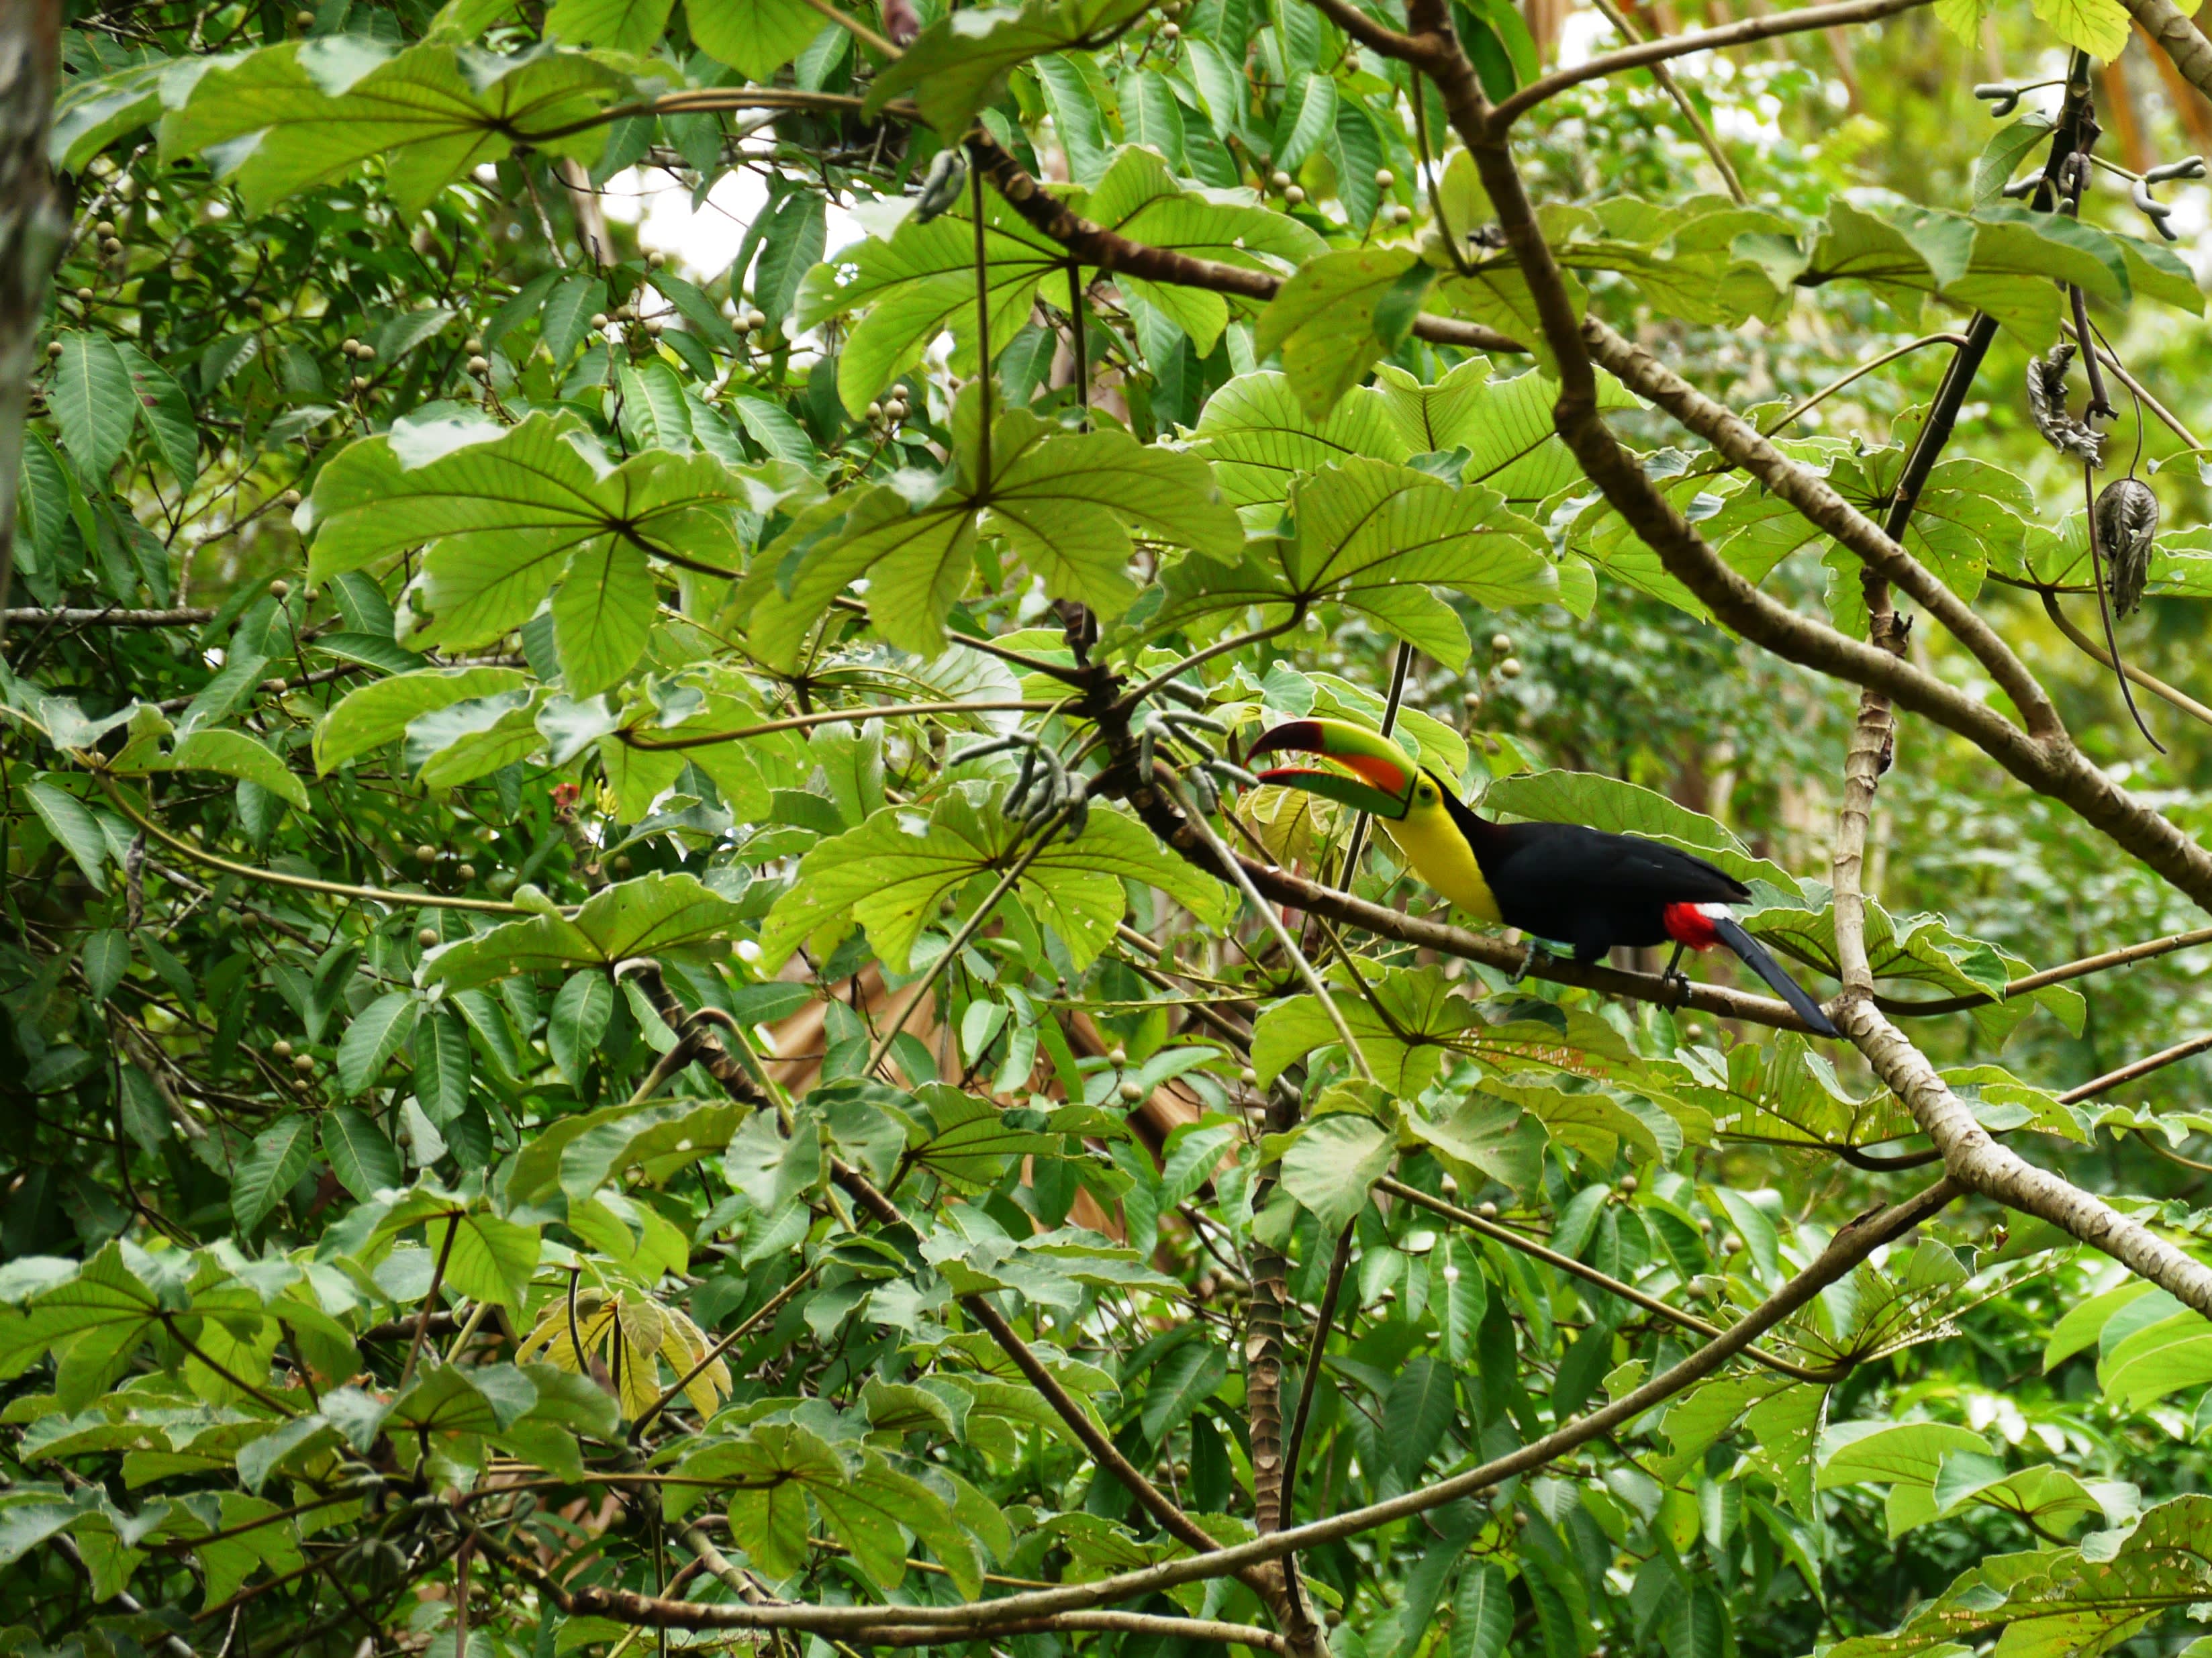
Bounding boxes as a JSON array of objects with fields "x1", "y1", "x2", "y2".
[{"x1": 1711, "y1": 915, "x2": 1840, "y2": 1038}]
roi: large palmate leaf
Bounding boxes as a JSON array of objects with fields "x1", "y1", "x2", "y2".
[
  {"x1": 1146, "y1": 457, "x2": 1560, "y2": 666},
  {"x1": 1825, "y1": 448, "x2": 2035, "y2": 607},
  {"x1": 1186, "y1": 370, "x2": 1413, "y2": 513},
  {"x1": 166, "y1": 38, "x2": 624, "y2": 215},
  {"x1": 756, "y1": 783, "x2": 1232, "y2": 973},
  {"x1": 1081, "y1": 149, "x2": 1324, "y2": 354},
  {"x1": 740, "y1": 396, "x2": 1240, "y2": 667},
  {"x1": 303, "y1": 410, "x2": 766, "y2": 695},
  {"x1": 867, "y1": 0, "x2": 1153, "y2": 137},
  {"x1": 1251, "y1": 963, "x2": 1481, "y2": 1094},
  {"x1": 422, "y1": 872, "x2": 749, "y2": 989},
  {"x1": 796, "y1": 184, "x2": 1069, "y2": 416},
  {"x1": 1372, "y1": 358, "x2": 1639, "y2": 502},
  {"x1": 1761, "y1": 199, "x2": 2195, "y2": 346},
  {"x1": 1547, "y1": 197, "x2": 1798, "y2": 327},
  {"x1": 1256, "y1": 247, "x2": 1437, "y2": 420}
]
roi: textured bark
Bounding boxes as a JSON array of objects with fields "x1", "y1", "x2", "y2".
[
  {"x1": 1839, "y1": 999, "x2": 2212, "y2": 1315},
  {"x1": 2124, "y1": 0, "x2": 2212, "y2": 105},
  {"x1": 0, "y1": 0, "x2": 62, "y2": 638},
  {"x1": 1247, "y1": 1245, "x2": 1290, "y2": 1534}
]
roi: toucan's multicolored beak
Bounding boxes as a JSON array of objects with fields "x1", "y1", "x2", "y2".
[{"x1": 1246, "y1": 718, "x2": 1418, "y2": 821}]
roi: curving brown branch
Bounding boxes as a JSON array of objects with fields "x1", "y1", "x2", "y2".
[
  {"x1": 2037, "y1": 586, "x2": 2212, "y2": 731},
  {"x1": 1487, "y1": 0, "x2": 1937, "y2": 128},
  {"x1": 2123, "y1": 0, "x2": 2212, "y2": 104},
  {"x1": 1587, "y1": 319, "x2": 2064, "y2": 740},
  {"x1": 961, "y1": 132, "x2": 1525, "y2": 357},
  {"x1": 472, "y1": 1176, "x2": 1960, "y2": 1637}
]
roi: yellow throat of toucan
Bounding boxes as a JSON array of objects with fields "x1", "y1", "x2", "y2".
[{"x1": 1378, "y1": 774, "x2": 1503, "y2": 926}]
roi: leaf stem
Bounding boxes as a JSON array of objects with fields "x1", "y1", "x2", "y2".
[{"x1": 399, "y1": 1212, "x2": 463, "y2": 1392}]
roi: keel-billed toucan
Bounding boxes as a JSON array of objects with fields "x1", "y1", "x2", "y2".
[{"x1": 1246, "y1": 718, "x2": 1839, "y2": 1038}]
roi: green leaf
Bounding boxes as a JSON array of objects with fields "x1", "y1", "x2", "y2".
[
  {"x1": 1188, "y1": 370, "x2": 1412, "y2": 511},
  {"x1": 413, "y1": 1010, "x2": 473, "y2": 1124},
  {"x1": 1147, "y1": 458, "x2": 1559, "y2": 667},
  {"x1": 686, "y1": 1424, "x2": 843, "y2": 1575},
  {"x1": 305, "y1": 411, "x2": 754, "y2": 684},
  {"x1": 2098, "y1": 1309, "x2": 2212, "y2": 1408},
  {"x1": 1252, "y1": 963, "x2": 1479, "y2": 1095},
  {"x1": 1086, "y1": 150, "x2": 1323, "y2": 358},
  {"x1": 1278, "y1": 1111, "x2": 1393, "y2": 1233},
  {"x1": 757, "y1": 786, "x2": 1230, "y2": 975},
  {"x1": 424, "y1": 872, "x2": 749, "y2": 990},
  {"x1": 2029, "y1": 0, "x2": 2129, "y2": 57},
  {"x1": 371, "y1": 1190, "x2": 541, "y2": 1306},
  {"x1": 539, "y1": 271, "x2": 606, "y2": 367},
  {"x1": 542, "y1": 0, "x2": 674, "y2": 52},
  {"x1": 169, "y1": 39, "x2": 624, "y2": 215},
  {"x1": 82, "y1": 929, "x2": 130, "y2": 1002},
  {"x1": 1452, "y1": 1562, "x2": 1513, "y2": 1658},
  {"x1": 26, "y1": 781, "x2": 109, "y2": 891},
  {"x1": 743, "y1": 399, "x2": 1239, "y2": 666},
  {"x1": 867, "y1": 0, "x2": 1152, "y2": 136},
  {"x1": 796, "y1": 195, "x2": 1062, "y2": 416},
  {"x1": 233, "y1": 1115, "x2": 317, "y2": 1232},
  {"x1": 323, "y1": 1106, "x2": 403, "y2": 1200},
  {"x1": 1139, "y1": 1337, "x2": 1228, "y2": 1446},
  {"x1": 316, "y1": 668, "x2": 531, "y2": 772},
  {"x1": 50, "y1": 332, "x2": 136, "y2": 477},
  {"x1": 169, "y1": 729, "x2": 309, "y2": 811},
  {"x1": 548, "y1": 970, "x2": 614, "y2": 1087},
  {"x1": 112, "y1": 342, "x2": 198, "y2": 486},
  {"x1": 1384, "y1": 1355, "x2": 1454, "y2": 1480},
  {"x1": 1257, "y1": 248, "x2": 1436, "y2": 421},
  {"x1": 687, "y1": 0, "x2": 818, "y2": 76},
  {"x1": 336, "y1": 991, "x2": 420, "y2": 1095},
  {"x1": 1374, "y1": 356, "x2": 1639, "y2": 503}
]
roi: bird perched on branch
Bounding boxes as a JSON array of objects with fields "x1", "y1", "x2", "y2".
[{"x1": 1245, "y1": 718, "x2": 1839, "y2": 1038}]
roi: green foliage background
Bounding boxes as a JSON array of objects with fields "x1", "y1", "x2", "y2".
[{"x1": 7, "y1": 0, "x2": 2212, "y2": 1653}]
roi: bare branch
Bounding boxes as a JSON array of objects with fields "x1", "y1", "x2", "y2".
[
  {"x1": 2123, "y1": 0, "x2": 2212, "y2": 105},
  {"x1": 478, "y1": 1177, "x2": 1960, "y2": 1636},
  {"x1": 1488, "y1": 0, "x2": 1937, "y2": 129},
  {"x1": 963, "y1": 132, "x2": 1525, "y2": 357}
]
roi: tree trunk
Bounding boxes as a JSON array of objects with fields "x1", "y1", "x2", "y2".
[{"x1": 0, "y1": 0, "x2": 61, "y2": 640}]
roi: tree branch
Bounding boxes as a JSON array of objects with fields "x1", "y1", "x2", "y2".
[
  {"x1": 474, "y1": 1177, "x2": 1960, "y2": 1636},
  {"x1": 5, "y1": 605, "x2": 216, "y2": 626},
  {"x1": 1584, "y1": 318, "x2": 2064, "y2": 741},
  {"x1": 1379, "y1": 1177, "x2": 1841, "y2": 1382},
  {"x1": 963, "y1": 132, "x2": 1525, "y2": 357},
  {"x1": 2038, "y1": 586, "x2": 2212, "y2": 730},
  {"x1": 2123, "y1": 0, "x2": 2212, "y2": 104},
  {"x1": 1488, "y1": 0, "x2": 1937, "y2": 128}
]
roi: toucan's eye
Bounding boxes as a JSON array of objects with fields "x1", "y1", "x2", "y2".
[{"x1": 1417, "y1": 781, "x2": 1435, "y2": 801}]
